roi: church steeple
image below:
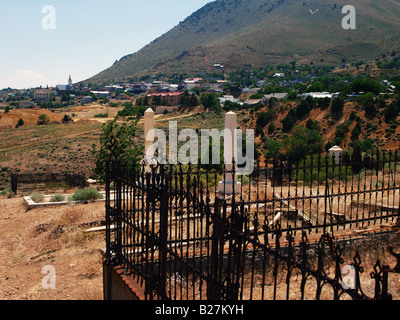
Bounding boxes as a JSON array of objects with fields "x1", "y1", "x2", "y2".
[{"x1": 68, "y1": 75, "x2": 73, "y2": 88}]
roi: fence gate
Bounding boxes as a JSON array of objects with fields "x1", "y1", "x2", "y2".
[{"x1": 207, "y1": 197, "x2": 247, "y2": 300}]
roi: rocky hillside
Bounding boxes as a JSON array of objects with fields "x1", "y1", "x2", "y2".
[{"x1": 87, "y1": 0, "x2": 400, "y2": 83}]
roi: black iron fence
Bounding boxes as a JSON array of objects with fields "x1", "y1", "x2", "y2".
[
  {"x1": 10, "y1": 172, "x2": 87, "y2": 194},
  {"x1": 105, "y1": 151, "x2": 400, "y2": 300}
]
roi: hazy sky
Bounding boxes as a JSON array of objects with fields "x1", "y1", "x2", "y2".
[{"x1": 0, "y1": 0, "x2": 214, "y2": 89}]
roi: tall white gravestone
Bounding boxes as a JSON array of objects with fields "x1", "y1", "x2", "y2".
[
  {"x1": 218, "y1": 111, "x2": 241, "y2": 194},
  {"x1": 144, "y1": 108, "x2": 155, "y2": 172}
]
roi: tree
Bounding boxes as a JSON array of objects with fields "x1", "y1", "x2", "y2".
[
  {"x1": 190, "y1": 93, "x2": 198, "y2": 107},
  {"x1": 15, "y1": 118, "x2": 24, "y2": 128},
  {"x1": 268, "y1": 122, "x2": 275, "y2": 135},
  {"x1": 91, "y1": 120, "x2": 143, "y2": 182},
  {"x1": 307, "y1": 82, "x2": 325, "y2": 93},
  {"x1": 351, "y1": 123, "x2": 361, "y2": 141},
  {"x1": 364, "y1": 102, "x2": 377, "y2": 119},
  {"x1": 349, "y1": 78, "x2": 384, "y2": 95},
  {"x1": 317, "y1": 97, "x2": 331, "y2": 110},
  {"x1": 200, "y1": 93, "x2": 221, "y2": 113},
  {"x1": 286, "y1": 126, "x2": 323, "y2": 162},
  {"x1": 384, "y1": 101, "x2": 400, "y2": 123},
  {"x1": 296, "y1": 99, "x2": 311, "y2": 119},
  {"x1": 264, "y1": 140, "x2": 285, "y2": 160},
  {"x1": 306, "y1": 119, "x2": 320, "y2": 131},
  {"x1": 331, "y1": 96, "x2": 345, "y2": 119},
  {"x1": 352, "y1": 137, "x2": 375, "y2": 154},
  {"x1": 281, "y1": 109, "x2": 297, "y2": 133},
  {"x1": 256, "y1": 110, "x2": 273, "y2": 128},
  {"x1": 37, "y1": 114, "x2": 50, "y2": 125},
  {"x1": 62, "y1": 114, "x2": 72, "y2": 124}
]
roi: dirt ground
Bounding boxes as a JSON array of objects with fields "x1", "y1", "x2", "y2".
[{"x1": 0, "y1": 196, "x2": 105, "y2": 300}]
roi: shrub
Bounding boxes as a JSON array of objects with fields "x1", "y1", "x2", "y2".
[
  {"x1": 37, "y1": 114, "x2": 50, "y2": 125},
  {"x1": 16, "y1": 118, "x2": 24, "y2": 128},
  {"x1": 364, "y1": 102, "x2": 377, "y2": 119},
  {"x1": 72, "y1": 188, "x2": 103, "y2": 202},
  {"x1": 31, "y1": 193, "x2": 45, "y2": 203},
  {"x1": 331, "y1": 96, "x2": 345, "y2": 119},
  {"x1": 296, "y1": 99, "x2": 311, "y2": 119},
  {"x1": 384, "y1": 102, "x2": 400, "y2": 123},
  {"x1": 281, "y1": 109, "x2": 297, "y2": 133},
  {"x1": 94, "y1": 113, "x2": 109, "y2": 118},
  {"x1": 256, "y1": 110, "x2": 273, "y2": 128},
  {"x1": 0, "y1": 187, "x2": 14, "y2": 198},
  {"x1": 50, "y1": 194, "x2": 65, "y2": 202}
]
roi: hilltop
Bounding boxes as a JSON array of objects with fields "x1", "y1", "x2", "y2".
[{"x1": 87, "y1": 0, "x2": 400, "y2": 83}]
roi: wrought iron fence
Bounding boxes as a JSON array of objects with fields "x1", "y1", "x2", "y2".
[
  {"x1": 105, "y1": 151, "x2": 400, "y2": 300},
  {"x1": 10, "y1": 172, "x2": 87, "y2": 194}
]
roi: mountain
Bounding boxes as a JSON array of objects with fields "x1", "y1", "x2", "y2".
[{"x1": 87, "y1": 0, "x2": 400, "y2": 83}]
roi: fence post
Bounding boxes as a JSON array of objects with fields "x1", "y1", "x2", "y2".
[
  {"x1": 114, "y1": 164, "x2": 123, "y2": 265},
  {"x1": 207, "y1": 196, "x2": 224, "y2": 300},
  {"x1": 105, "y1": 161, "x2": 111, "y2": 263},
  {"x1": 381, "y1": 265, "x2": 392, "y2": 300},
  {"x1": 104, "y1": 160, "x2": 112, "y2": 300},
  {"x1": 159, "y1": 166, "x2": 168, "y2": 300},
  {"x1": 10, "y1": 173, "x2": 17, "y2": 195}
]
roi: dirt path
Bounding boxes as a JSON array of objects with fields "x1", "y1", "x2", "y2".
[{"x1": 0, "y1": 196, "x2": 105, "y2": 300}]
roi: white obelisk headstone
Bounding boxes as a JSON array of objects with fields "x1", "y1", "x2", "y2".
[
  {"x1": 218, "y1": 111, "x2": 241, "y2": 194},
  {"x1": 144, "y1": 108, "x2": 155, "y2": 172}
]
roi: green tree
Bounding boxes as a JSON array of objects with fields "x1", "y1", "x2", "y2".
[
  {"x1": 91, "y1": 120, "x2": 143, "y2": 182},
  {"x1": 306, "y1": 82, "x2": 325, "y2": 93},
  {"x1": 15, "y1": 118, "x2": 24, "y2": 128},
  {"x1": 256, "y1": 110, "x2": 273, "y2": 128},
  {"x1": 281, "y1": 109, "x2": 297, "y2": 133},
  {"x1": 331, "y1": 96, "x2": 345, "y2": 119},
  {"x1": 296, "y1": 99, "x2": 311, "y2": 119},
  {"x1": 37, "y1": 114, "x2": 50, "y2": 125},
  {"x1": 384, "y1": 101, "x2": 400, "y2": 123},
  {"x1": 267, "y1": 122, "x2": 275, "y2": 135},
  {"x1": 286, "y1": 126, "x2": 323, "y2": 162},
  {"x1": 364, "y1": 102, "x2": 377, "y2": 119},
  {"x1": 264, "y1": 140, "x2": 285, "y2": 160},
  {"x1": 351, "y1": 123, "x2": 361, "y2": 141},
  {"x1": 349, "y1": 78, "x2": 384, "y2": 95},
  {"x1": 62, "y1": 114, "x2": 71, "y2": 124},
  {"x1": 200, "y1": 93, "x2": 221, "y2": 113},
  {"x1": 190, "y1": 93, "x2": 198, "y2": 107}
]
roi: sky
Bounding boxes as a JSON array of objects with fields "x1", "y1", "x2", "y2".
[{"x1": 0, "y1": 0, "x2": 214, "y2": 89}]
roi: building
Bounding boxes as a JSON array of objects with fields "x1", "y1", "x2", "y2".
[
  {"x1": 219, "y1": 95, "x2": 241, "y2": 105},
  {"x1": 82, "y1": 96, "x2": 94, "y2": 104},
  {"x1": 147, "y1": 92, "x2": 184, "y2": 106},
  {"x1": 299, "y1": 92, "x2": 334, "y2": 99},
  {"x1": 33, "y1": 89, "x2": 51, "y2": 101},
  {"x1": 262, "y1": 93, "x2": 289, "y2": 105},
  {"x1": 56, "y1": 75, "x2": 74, "y2": 95},
  {"x1": 90, "y1": 91, "x2": 110, "y2": 98}
]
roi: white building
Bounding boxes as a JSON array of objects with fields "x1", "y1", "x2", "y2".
[
  {"x1": 219, "y1": 95, "x2": 241, "y2": 105},
  {"x1": 299, "y1": 92, "x2": 333, "y2": 99}
]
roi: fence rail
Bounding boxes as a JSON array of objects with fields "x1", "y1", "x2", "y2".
[
  {"x1": 10, "y1": 172, "x2": 87, "y2": 194},
  {"x1": 105, "y1": 151, "x2": 400, "y2": 300}
]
